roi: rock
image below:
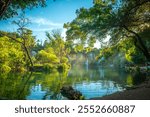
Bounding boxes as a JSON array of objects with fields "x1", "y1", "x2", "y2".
[{"x1": 60, "y1": 86, "x2": 84, "y2": 100}]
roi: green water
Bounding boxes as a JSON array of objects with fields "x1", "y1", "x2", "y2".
[{"x1": 0, "y1": 65, "x2": 146, "y2": 100}]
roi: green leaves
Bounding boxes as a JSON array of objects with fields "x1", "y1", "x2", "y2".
[
  {"x1": 37, "y1": 48, "x2": 59, "y2": 64},
  {"x1": 0, "y1": 0, "x2": 47, "y2": 19},
  {"x1": 0, "y1": 35, "x2": 25, "y2": 73},
  {"x1": 35, "y1": 30, "x2": 70, "y2": 71},
  {"x1": 65, "y1": 0, "x2": 150, "y2": 63}
]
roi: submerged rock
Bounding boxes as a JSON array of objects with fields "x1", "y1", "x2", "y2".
[{"x1": 60, "y1": 86, "x2": 84, "y2": 100}]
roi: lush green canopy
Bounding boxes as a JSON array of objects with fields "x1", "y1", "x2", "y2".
[
  {"x1": 64, "y1": 0, "x2": 150, "y2": 62},
  {"x1": 0, "y1": 0, "x2": 48, "y2": 19}
]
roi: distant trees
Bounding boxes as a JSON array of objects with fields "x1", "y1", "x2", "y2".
[
  {"x1": 35, "y1": 30, "x2": 71, "y2": 72},
  {"x1": 45, "y1": 30, "x2": 70, "y2": 64}
]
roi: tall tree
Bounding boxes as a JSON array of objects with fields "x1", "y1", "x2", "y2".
[
  {"x1": 12, "y1": 13, "x2": 35, "y2": 67},
  {"x1": 65, "y1": 0, "x2": 150, "y2": 62}
]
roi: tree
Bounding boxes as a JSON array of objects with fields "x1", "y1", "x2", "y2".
[
  {"x1": 36, "y1": 48, "x2": 59, "y2": 64},
  {"x1": 0, "y1": 0, "x2": 58, "y2": 20},
  {"x1": 64, "y1": 0, "x2": 150, "y2": 62},
  {"x1": 12, "y1": 13, "x2": 35, "y2": 67},
  {"x1": 0, "y1": 35, "x2": 25, "y2": 73},
  {"x1": 45, "y1": 30, "x2": 70, "y2": 64},
  {"x1": 0, "y1": 0, "x2": 46, "y2": 19},
  {"x1": 0, "y1": 13, "x2": 36, "y2": 67}
]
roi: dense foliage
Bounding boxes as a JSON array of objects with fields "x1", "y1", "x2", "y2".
[
  {"x1": 0, "y1": 0, "x2": 47, "y2": 19},
  {"x1": 35, "y1": 31, "x2": 71, "y2": 72},
  {"x1": 65, "y1": 0, "x2": 150, "y2": 63},
  {"x1": 0, "y1": 35, "x2": 25, "y2": 73}
]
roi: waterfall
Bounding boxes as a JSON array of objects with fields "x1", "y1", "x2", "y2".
[{"x1": 85, "y1": 58, "x2": 89, "y2": 71}]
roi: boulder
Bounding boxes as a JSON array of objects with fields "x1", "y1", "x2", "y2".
[{"x1": 60, "y1": 86, "x2": 84, "y2": 100}]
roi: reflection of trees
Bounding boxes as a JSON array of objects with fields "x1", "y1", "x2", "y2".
[
  {"x1": 98, "y1": 67, "x2": 104, "y2": 79},
  {"x1": 0, "y1": 71, "x2": 65, "y2": 99},
  {"x1": 17, "y1": 72, "x2": 33, "y2": 99},
  {"x1": 0, "y1": 72, "x2": 32, "y2": 99},
  {"x1": 36, "y1": 71, "x2": 69, "y2": 100},
  {"x1": 0, "y1": 67, "x2": 145, "y2": 100}
]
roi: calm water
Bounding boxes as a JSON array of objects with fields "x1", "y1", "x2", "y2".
[{"x1": 0, "y1": 65, "x2": 146, "y2": 100}]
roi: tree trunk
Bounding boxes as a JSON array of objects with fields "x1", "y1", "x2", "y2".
[
  {"x1": 23, "y1": 45, "x2": 34, "y2": 67},
  {"x1": 123, "y1": 26, "x2": 150, "y2": 62},
  {"x1": 5, "y1": 35, "x2": 34, "y2": 68}
]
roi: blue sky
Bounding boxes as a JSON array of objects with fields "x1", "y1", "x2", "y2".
[{"x1": 0, "y1": 0, "x2": 93, "y2": 43}]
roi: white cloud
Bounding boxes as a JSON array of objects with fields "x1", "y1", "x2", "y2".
[
  {"x1": 30, "y1": 17, "x2": 63, "y2": 27},
  {"x1": 25, "y1": 17, "x2": 68, "y2": 42},
  {"x1": 31, "y1": 28, "x2": 54, "y2": 32},
  {"x1": 28, "y1": 17, "x2": 64, "y2": 34}
]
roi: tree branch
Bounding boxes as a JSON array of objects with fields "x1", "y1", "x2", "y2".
[
  {"x1": 0, "y1": 0, "x2": 12, "y2": 18},
  {"x1": 123, "y1": 25, "x2": 150, "y2": 61}
]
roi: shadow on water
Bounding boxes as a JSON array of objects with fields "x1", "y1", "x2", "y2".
[{"x1": 0, "y1": 65, "x2": 147, "y2": 100}]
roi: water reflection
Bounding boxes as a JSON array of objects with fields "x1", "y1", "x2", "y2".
[
  {"x1": 0, "y1": 66, "x2": 146, "y2": 100},
  {"x1": 26, "y1": 84, "x2": 47, "y2": 100},
  {"x1": 98, "y1": 67, "x2": 105, "y2": 78},
  {"x1": 73, "y1": 81, "x2": 123, "y2": 99}
]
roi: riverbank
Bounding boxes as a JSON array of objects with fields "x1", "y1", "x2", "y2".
[{"x1": 90, "y1": 78, "x2": 150, "y2": 100}]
